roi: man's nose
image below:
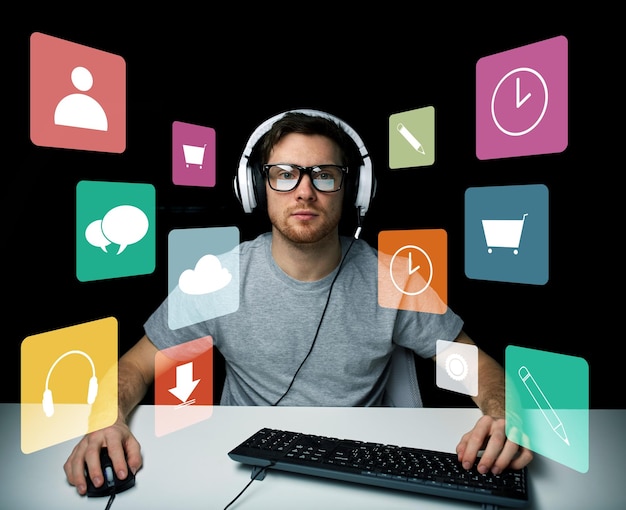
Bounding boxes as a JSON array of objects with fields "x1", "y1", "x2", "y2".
[{"x1": 295, "y1": 174, "x2": 317, "y2": 197}]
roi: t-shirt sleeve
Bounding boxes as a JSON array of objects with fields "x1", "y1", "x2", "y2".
[
  {"x1": 392, "y1": 306, "x2": 464, "y2": 360},
  {"x1": 143, "y1": 293, "x2": 212, "y2": 350}
]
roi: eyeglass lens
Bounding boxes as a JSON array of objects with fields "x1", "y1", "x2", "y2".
[{"x1": 266, "y1": 164, "x2": 344, "y2": 192}]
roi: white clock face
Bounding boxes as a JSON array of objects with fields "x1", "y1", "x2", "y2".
[
  {"x1": 389, "y1": 245, "x2": 433, "y2": 296},
  {"x1": 491, "y1": 66, "x2": 548, "y2": 137}
]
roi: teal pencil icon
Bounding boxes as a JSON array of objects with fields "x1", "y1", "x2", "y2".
[{"x1": 518, "y1": 365, "x2": 570, "y2": 446}]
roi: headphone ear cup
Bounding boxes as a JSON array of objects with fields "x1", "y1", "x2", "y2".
[
  {"x1": 234, "y1": 158, "x2": 257, "y2": 214},
  {"x1": 250, "y1": 161, "x2": 266, "y2": 213},
  {"x1": 353, "y1": 158, "x2": 375, "y2": 215},
  {"x1": 42, "y1": 389, "x2": 54, "y2": 417},
  {"x1": 87, "y1": 376, "x2": 98, "y2": 404}
]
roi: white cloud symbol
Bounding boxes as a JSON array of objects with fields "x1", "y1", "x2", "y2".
[{"x1": 178, "y1": 254, "x2": 232, "y2": 295}]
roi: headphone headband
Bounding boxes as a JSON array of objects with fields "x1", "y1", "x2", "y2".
[{"x1": 234, "y1": 109, "x2": 376, "y2": 219}]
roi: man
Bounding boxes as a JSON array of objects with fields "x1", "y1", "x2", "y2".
[{"x1": 64, "y1": 110, "x2": 533, "y2": 495}]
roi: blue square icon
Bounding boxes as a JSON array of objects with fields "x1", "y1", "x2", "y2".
[{"x1": 465, "y1": 184, "x2": 548, "y2": 285}]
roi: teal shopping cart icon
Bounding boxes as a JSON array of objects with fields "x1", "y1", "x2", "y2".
[
  {"x1": 465, "y1": 184, "x2": 548, "y2": 285},
  {"x1": 482, "y1": 213, "x2": 528, "y2": 255}
]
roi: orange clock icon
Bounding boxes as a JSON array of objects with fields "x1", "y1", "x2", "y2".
[{"x1": 390, "y1": 245, "x2": 433, "y2": 296}]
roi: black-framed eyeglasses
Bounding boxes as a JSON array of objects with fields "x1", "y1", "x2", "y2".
[{"x1": 262, "y1": 164, "x2": 348, "y2": 193}]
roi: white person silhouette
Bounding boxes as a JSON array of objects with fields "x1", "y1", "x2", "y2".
[{"x1": 54, "y1": 66, "x2": 108, "y2": 131}]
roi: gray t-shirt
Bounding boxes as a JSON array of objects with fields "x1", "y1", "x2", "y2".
[{"x1": 144, "y1": 233, "x2": 463, "y2": 406}]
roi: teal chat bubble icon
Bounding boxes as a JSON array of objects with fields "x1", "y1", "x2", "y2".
[{"x1": 76, "y1": 181, "x2": 155, "y2": 282}]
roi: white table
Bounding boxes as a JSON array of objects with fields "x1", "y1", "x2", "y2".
[{"x1": 1, "y1": 404, "x2": 624, "y2": 509}]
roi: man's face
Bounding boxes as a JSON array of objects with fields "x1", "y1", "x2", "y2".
[{"x1": 266, "y1": 133, "x2": 345, "y2": 244}]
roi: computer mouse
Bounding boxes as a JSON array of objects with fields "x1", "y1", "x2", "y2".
[{"x1": 85, "y1": 447, "x2": 136, "y2": 497}]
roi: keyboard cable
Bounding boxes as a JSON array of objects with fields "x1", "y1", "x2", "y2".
[{"x1": 223, "y1": 464, "x2": 274, "y2": 510}]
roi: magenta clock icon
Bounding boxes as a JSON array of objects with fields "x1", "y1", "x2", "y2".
[
  {"x1": 476, "y1": 35, "x2": 568, "y2": 160},
  {"x1": 491, "y1": 66, "x2": 548, "y2": 137}
]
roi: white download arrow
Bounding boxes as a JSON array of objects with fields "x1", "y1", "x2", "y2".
[{"x1": 168, "y1": 361, "x2": 200, "y2": 403}]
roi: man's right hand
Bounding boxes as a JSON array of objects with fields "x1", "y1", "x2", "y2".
[{"x1": 63, "y1": 418, "x2": 142, "y2": 495}]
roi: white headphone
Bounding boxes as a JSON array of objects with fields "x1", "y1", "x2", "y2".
[
  {"x1": 233, "y1": 109, "x2": 376, "y2": 221},
  {"x1": 42, "y1": 350, "x2": 98, "y2": 417}
]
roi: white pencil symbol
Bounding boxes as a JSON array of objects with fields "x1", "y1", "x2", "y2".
[
  {"x1": 397, "y1": 123, "x2": 425, "y2": 154},
  {"x1": 518, "y1": 365, "x2": 570, "y2": 446}
]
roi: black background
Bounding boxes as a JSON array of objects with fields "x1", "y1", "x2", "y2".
[{"x1": 8, "y1": 13, "x2": 619, "y2": 410}]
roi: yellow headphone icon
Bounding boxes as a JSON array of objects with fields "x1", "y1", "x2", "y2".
[{"x1": 42, "y1": 349, "x2": 98, "y2": 417}]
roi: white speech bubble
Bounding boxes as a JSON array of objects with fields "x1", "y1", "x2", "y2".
[
  {"x1": 85, "y1": 219, "x2": 112, "y2": 252},
  {"x1": 100, "y1": 205, "x2": 149, "y2": 255},
  {"x1": 178, "y1": 254, "x2": 232, "y2": 295}
]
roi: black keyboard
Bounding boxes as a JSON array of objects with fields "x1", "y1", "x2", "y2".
[{"x1": 228, "y1": 427, "x2": 529, "y2": 509}]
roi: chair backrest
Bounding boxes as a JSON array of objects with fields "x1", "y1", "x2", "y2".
[{"x1": 382, "y1": 346, "x2": 423, "y2": 407}]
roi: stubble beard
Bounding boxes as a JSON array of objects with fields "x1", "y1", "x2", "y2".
[{"x1": 271, "y1": 209, "x2": 340, "y2": 244}]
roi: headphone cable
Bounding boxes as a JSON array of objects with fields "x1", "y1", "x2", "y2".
[{"x1": 272, "y1": 229, "x2": 358, "y2": 406}]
